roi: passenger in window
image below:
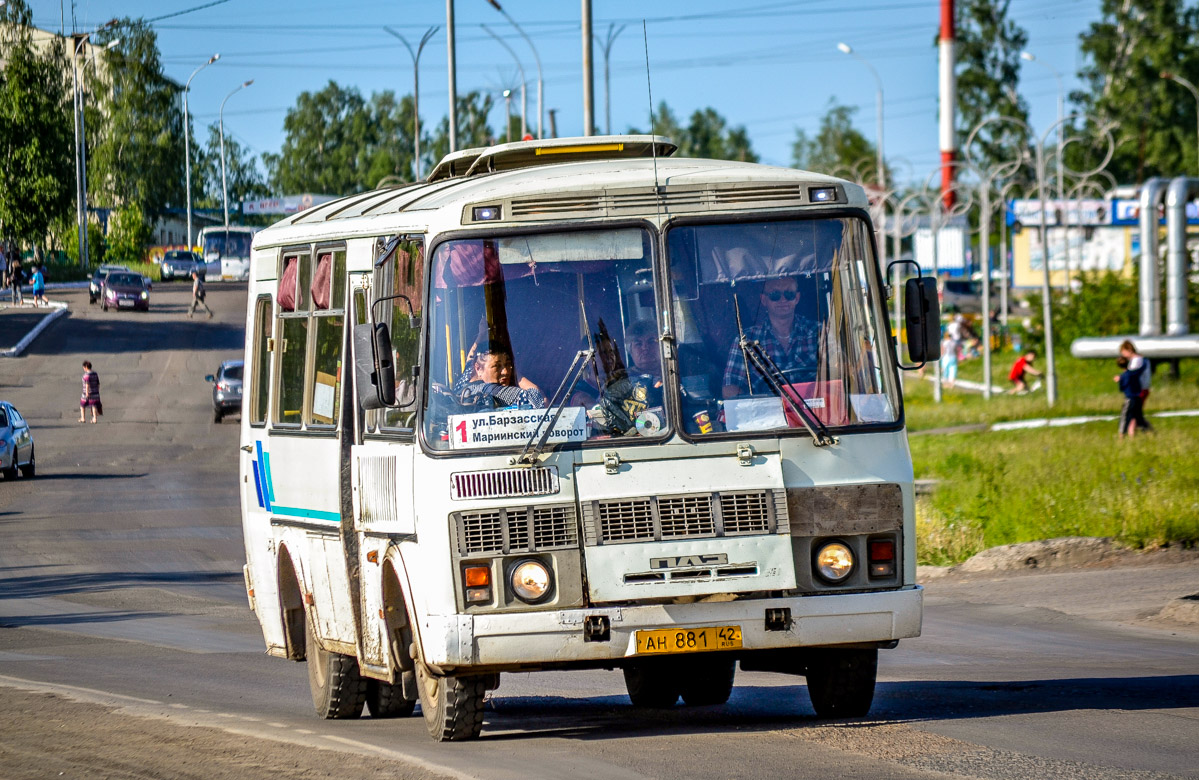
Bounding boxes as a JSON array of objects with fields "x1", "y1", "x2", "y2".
[
  {"x1": 721, "y1": 276, "x2": 821, "y2": 397},
  {"x1": 455, "y1": 342, "x2": 546, "y2": 409}
]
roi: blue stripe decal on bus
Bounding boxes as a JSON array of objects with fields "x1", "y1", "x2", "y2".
[
  {"x1": 262, "y1": 451, "x2": 277, "y2": 503},
  {"x1": 251, "y1": 460, "x2": 265, "y2": 508},
  {"x1": 270, "y1": 505, "x2": 341, "y2": 523},
  {"x1": 254, "y1": 440, "x2": 272, "y2": 512}
]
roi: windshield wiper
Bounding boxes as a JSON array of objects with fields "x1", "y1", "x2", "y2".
[
  {"x1": 514, "y1": 347, "x2": 595, "y2": 465},
  {"x1": 514, "y1": 298, "x2": 598, "y2": 465},
  {"x1": 732, "y1": 293, "x2": 838, "y2": 447}
]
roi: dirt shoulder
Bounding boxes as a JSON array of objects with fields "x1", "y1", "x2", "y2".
[{"x1": 919, "y1": 541, "x2": 1199, "y2": 632}]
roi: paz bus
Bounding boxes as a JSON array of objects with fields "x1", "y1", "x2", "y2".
[
  {"x1": 237, "y1": 135, "x2": 941, "y2": 742},
  {"x1": 198, "y1": 225, "x2": 258, "y2": 281}
]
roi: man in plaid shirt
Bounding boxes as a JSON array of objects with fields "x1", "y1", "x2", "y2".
[{"x1": 722, "y1": 276, "x2": 821, "y2": 397}]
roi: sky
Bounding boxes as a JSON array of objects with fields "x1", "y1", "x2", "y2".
[{"x1": 34, "y1": 0, "x2": 1103, "y2": 189}]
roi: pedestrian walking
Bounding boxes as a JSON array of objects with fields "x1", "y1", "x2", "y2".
[
  {"x1": 31, "y1": 264, "x2": 47, "y2": 307},
  {"x1": 1119, "y1": 339, "x2": 1151, "y2": 404},
  {"x1": 1114, "y1": 355, "x2": 1153, "y2": 438},
  {"x1": 940, "y1": 331, "x2": 958, "y2": 389},
  {"x1": 9, "y1": 256, "x2": 23, "y2": 305},
  {"x1": 79, "y1": 360, "x2": 102, "y2": 424},
  {"x1": 188, "y1": 270, "x2": 213, "y2": 319}
]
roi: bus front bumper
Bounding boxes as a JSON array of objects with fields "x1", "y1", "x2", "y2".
[{"x1": 421, "y1": 586, "x2": 922, "y2": 670}]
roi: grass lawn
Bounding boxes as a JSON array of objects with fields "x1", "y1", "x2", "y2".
[{"x1": 904, "y1": 349, "x2": 1199, "y2": 564}]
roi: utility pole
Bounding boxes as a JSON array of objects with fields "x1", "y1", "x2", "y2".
[
  {"x1": 598, "y1": 23, "x2": 626, "y2": 135},
  {"x1": 581, "y1": 0, "x2": 594, "y2": 135},
  {"x1": 446, "y1": 0, "x2": 458, "y2": 151}
]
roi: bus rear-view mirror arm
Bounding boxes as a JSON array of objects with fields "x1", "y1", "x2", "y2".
[{"x1": 886, "y1": 259, "x2": 941, "y2": 369}]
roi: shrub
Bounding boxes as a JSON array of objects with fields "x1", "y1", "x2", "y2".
[{"x1": 105, "y1": 204, "x2": 153, "y2": 265}]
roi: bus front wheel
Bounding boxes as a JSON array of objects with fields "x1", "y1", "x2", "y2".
[
  {"x1": 416, "y1": 662, "x2": 486, "y2": 741},
  {"x1": 306, "y1": 618, "x2": 367, "y2": 719},
  {"x1": 804, "y1": 648, "x2": 877, "y2": 718}
]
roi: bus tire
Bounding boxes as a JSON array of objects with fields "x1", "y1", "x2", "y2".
[
  {"x1": 805, "y1": 648, "x2": 877, "y2": 719},
  {"x1": 306, "y1": 618, "x2": 367, "y2": 719},
  {"x1": 623, "y1": 661, "x2": 680, "y2": 708},
  {"x1": 366, "y1": 678, "x2": 416, "y2": 719},
  {"x1": 416, "y1": 662, "x2": 486, "y2": 741},
  {"x1": 679, "y1": 656, "x2": 736, "y2": 706}
]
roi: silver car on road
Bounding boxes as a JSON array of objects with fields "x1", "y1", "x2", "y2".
[{"x1": 0, "y1": 401, "x2": 35, "y2": 479}]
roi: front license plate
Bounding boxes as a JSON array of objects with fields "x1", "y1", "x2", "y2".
[
  {"x1": 117, "y1": 299, "x2": 134, "y2": 307},
  {"x1": 635, "y1": 625, "x2": 742, "y2": 655}
]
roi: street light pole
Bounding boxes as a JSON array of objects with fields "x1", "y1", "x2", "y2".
[
  {"x1": 486, "y1": 1, "x2": 543, "y2": 139},
  {"x1": 502, "y1": 89, "x2": 512, "y2": 142},
  {"x1": 184, "y1": 53, "x2": 220, "y2": 250},
  {"x1": 1162, "y1": 72, "x2": 1199, "y2": 176},
  {"x1": 598, "y1": 23, "x2": 626, "y2": 135},
  {"x1": 481, "y1": 24, "x2": 527, "y2": 139},
  {"x1": 446, "y1": 0, "x2": 458, "y2": 152},
  {"x1": 581, "y1": 0, "x2": 594, "y2": 135},
  {"x1": 837, "y1": 42, "x2": 888, "y2": 285},
  {"x1": 1021, "y1": 51, "x2": 1067, "y2": 288},
  {"x1": 220, "y1": 80, "x2": 253, "y2": 230},
  {"x1": 384, "y1": 26, "x2": 438, "y2": 180}
]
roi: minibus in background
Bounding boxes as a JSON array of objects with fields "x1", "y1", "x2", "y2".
[
  {"x1": 199, "y1": 225, "x2": 258, "y2": 281},
  {"x1": 237, "y1": 135, "x2": 941, "y2": 742}
]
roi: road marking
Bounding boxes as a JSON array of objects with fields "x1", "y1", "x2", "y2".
[{"x1": 323, "y1": 735, "x2": 481, "y2": 780}]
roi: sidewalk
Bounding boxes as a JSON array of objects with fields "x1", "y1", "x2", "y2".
[{"x1": 0, "y1": 283, "x2": 78, "y2": 356}]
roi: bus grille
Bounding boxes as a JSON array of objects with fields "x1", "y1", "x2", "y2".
[
  {"x1": 451, "y1": 466, "x2": 559, "y2": 500},
  {"x1": 583, "y1": 490, "x2": 786, "y2": 545},
  {"x1": 455, "y1": 504, "x2": 578, "y2": 555}
]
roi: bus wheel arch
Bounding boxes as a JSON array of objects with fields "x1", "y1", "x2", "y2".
[
  {"x1": 371, "y1": 561, "x2": 419, "y2": 719},
  {"x1": 276, "y1": 546, "x2": 306, "y2": 661}
]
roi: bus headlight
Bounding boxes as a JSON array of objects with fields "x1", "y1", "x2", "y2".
[
  {"x1": 510, "y1": 559, "x2": 552, "y2": 603},
  {"x1": 814, "y1": 541, "x2": 855, "y2": 583}
]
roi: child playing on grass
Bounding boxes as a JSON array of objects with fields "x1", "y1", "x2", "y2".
[{"x1": 1008, "y1": 349, "x2": 1042, "y2": 394}]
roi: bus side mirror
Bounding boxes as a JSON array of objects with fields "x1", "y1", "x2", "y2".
[
  {"x1": 904, "y1": 277, "x2": 942, "y2": 365},
  {"x1": 353, "y1": 323, "x2": 395, "y2": 410},
  {"x1": 373, "y1": 323, "x2": 397, "y2": 407}
]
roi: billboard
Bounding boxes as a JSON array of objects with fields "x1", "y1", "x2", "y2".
[{"x1": 241, "y1": 194, "x2": 337, "y2": 215}]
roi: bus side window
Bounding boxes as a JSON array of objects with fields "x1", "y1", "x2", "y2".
[
  {"x1": 307, "y1": 250, "x2": 346, "y2": 427},
  {"x1": 250, "y1": 296, "x2": 272, "y2": 425},
  {"x1": 375, "y1": 238, "x2": 424, "y2": 432},
  {"x1": 275, "y1": 252, "x2": 310, "y2": 425}
]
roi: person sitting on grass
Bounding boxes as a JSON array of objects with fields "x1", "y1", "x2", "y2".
[{"x1": 1008, "y1": 349, "x2": 1042, "y2": 394}]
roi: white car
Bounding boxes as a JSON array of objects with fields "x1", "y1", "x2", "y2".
[{"x1": 0, "y1": 401, "x2": 35, "y2": 479}]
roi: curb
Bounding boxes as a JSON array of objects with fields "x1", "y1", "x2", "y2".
[{"x1": 1, "y1": 302, "x2": 68, "y2": 357}]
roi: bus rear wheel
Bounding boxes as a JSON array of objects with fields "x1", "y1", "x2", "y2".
[
  {"x1": 679, "y1": 656, "x2": 736, "y2": 706},
  {"x1": 416, "y1": 662, "x2": 486, "y2": 741},
  {"x1": 623, "y1": 660, "x2": 681, "y2": 707},
  {"x1": 306, "y1": 618, "x2": 367, "y2": 719},
  {"x1": 805, "y1": 648, "x2": 877, "y2": 718},
  {"x1": 366, "y1": 678, "x2": 416, "y2": 719}
]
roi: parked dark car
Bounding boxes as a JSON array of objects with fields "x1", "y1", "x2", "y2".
[
  {"x1": 160, "y1": 249, "x2": 205, "y2": 281},
  {"x1": 88, "y1": 264, "x2": 130, "y2": 304},
  {"x1": 206, "y1": 360, "x2": 243, "y2": 423},
  {"x1": 100, "y1": 271, "x2": 151, "y2": 312},
  {"x1": 0, "y1": 401, "x2": 35, "y2": 480}
]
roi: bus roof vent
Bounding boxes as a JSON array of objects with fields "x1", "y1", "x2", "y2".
[
  {"x1": 458, "y1": 135, "x2": 676, "y2": 179},
  {"x1": 450, "y1": 466, "x2": 560, "y2": 500},
  {"x1": 426, "y1": 146, "x2": 488, "y2": 182}
]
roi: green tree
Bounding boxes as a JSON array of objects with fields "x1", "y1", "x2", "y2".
[
  {"x1": 1072, "y1": 0, "x2": 1199, "y2": 181},
  {"x1": 427, "y1": 91, "x2": 498, "y2": 167},
  {"x1": 105, "y1": 203, "x2": 153, "y2": 264},
  {"x1": 266, "y1": 81, "x2": 426, "y2": 194},
  {"x1": 0, "y1": 0, "x2": 75, "y2": 250},
  {"x1": 631, "y1": 102, "x2": 758, "y2": 162},
  {"x1": 85, "y1": 19, "x2": 184, "y2": 220},
  {"x1": 195, "y1": 124, "x2": 269, "y2": 216},
  {"x1": 791, "y1": 100, "x2": 880, "y2": 179},
  {"x1": 953, "y1": 0, "x2": 1031, "y2": 175}
]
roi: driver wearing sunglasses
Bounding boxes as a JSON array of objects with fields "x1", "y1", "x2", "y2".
[{"x1": 722, "y1": 275, "x2": 821, "y2": 398}]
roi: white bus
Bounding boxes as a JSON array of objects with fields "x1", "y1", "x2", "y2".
[
  {"x1": 238, "y1": 136, "x2": 941, "y2": 742},
  {"x1": 199, "y1": 225, "x2": 258, "y2": 281}
]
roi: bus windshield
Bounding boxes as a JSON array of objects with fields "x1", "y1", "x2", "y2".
[
  {"x1": 203, "y1": 229, "x2": 253, "y2": 259},
  {"x1": 423, "y1": 227, "x2": 664, "y2": 451},
  {"x1": 665, "y1": 216, "x2": 898, "y2": 436}
]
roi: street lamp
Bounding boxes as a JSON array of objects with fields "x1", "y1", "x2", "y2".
[
  {"x1": 384, "y1": 26, "x2": 438, "y2": 180},
  {"x1": 1021, "y1": 51, "x2": 1067, "y2": 284},
  {"x1": 219, "y1": 80, "x2": 253, "y2": 230},
  {"x1": 69, "y1": 20, "x2": 118, "y2": 267},
  {"x1": 482, "y1": 24, "x2": 527, "y2": 139},
  {"x1": 184, "y1": 53, "x2": 220, "y2": 250},
  {"x1": 502, "y1": 89, "x2": 513, "y2": 142},
  {"x1": 1161, "y1": 72, "x2": 1199, "y2": 176},
  {"x1": 486, "y1": 0, "x2": 544, "y2": 139},
  {"x1": 596, "y1": 23, "x2": 626, "y2": 135},
  {"x1": 837, "y1": 42, "x2": 887, "y2": 277}
]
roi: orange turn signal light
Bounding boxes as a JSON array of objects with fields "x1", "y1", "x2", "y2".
[{"x1": 464, "y1": 565, "x2": 491, "y2": 588}]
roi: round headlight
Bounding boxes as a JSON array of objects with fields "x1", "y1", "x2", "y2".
[
  {"x1": 510, "y1": 559, "x2": 552, "y2": 603},
  {"x1": 814, "y1": 541, "x2": 855, "y2": 583}
]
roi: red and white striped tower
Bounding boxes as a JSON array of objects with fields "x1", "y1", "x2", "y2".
[{"x1": 939, "y1": 0, "x2": 956, "y2": 209}]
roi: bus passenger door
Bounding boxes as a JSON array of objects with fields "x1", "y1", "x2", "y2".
[{"x1": 348, "y1": 267, "x2": 419, "y2": 672}]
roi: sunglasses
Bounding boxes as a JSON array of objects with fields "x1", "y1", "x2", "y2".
[{"x1": 765, "y1": 290, "x2": 798, "y2": 302}]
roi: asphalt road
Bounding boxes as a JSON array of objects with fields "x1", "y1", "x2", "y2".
[{"x1": 1, "y1": 283, "x2": 1196, "y2": 780}]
